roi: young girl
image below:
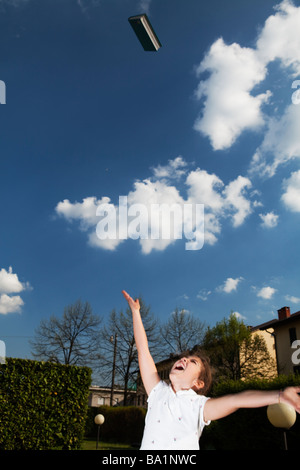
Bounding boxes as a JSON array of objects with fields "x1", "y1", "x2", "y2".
[{"x1": 122, "y1": 290, "x2": 300, "y2": 450}]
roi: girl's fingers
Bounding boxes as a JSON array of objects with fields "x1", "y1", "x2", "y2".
[
  {"x1": 122, "y1": 290, "x2": 140, "y2": 309},
  {"x1": 122, "y1": 290, "x2": 130, "y2": 300}
]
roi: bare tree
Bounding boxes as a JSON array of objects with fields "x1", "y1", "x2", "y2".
[
  {"x1": 30, "y1": 299, "x2": 102, "y2": 368},
  {"x1": 160, "y1": 308, "x2": 206, "y2": 356}
]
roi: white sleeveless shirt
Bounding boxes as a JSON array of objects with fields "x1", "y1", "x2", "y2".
[{"x1": 140, "y1": 380, "x2": 210, "y2": 450}]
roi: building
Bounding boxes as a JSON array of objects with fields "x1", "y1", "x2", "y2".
[
  {"x1": 88, "y1": 385, "x2": 136, "y2": 407},
  {"x1": 252, "y1": 306, "x2": 300, "y2": 375}
]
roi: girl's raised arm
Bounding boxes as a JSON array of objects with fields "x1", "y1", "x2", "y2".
[{"x1": 122, "y1": 290, "x2": 160, "y2": 396}]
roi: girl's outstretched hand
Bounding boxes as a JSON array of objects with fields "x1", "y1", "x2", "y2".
[
  {"x1": 282, "y1": 386, "x2": 300, "y2": 413},
  {"x1": 122, "y1": 290, "x2": 140, "y2": 311}
]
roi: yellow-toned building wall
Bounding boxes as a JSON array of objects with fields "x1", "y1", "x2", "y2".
[
  {"x1": 240, "y1": 329, "x2": 277, "y2": 379},
  {"x1": 255, "y1": 328, "x2": 276, "y2": 363}
]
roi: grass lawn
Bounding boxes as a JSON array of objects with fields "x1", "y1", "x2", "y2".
[{"x1": 81, "y1": 438, "x2": 137, "y2": 450}]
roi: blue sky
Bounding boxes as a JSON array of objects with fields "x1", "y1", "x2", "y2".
[{"x1": 0, "y1": 0, "x2": 300, "y2": 360}]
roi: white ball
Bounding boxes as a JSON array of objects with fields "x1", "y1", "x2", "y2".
[
  {"x1": 94, "y1": 414, "x2": 105, "y2": 425},
  {"x1": 267, "y1": 403, "x2": 296, "y2": 429}
]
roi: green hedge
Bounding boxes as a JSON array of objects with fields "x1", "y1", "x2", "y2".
[
  {"x1": 0, "y1": 358, "x2": 91, "y2": 450},
  {"x1": 201, "y1": 374, "x2": 300, "y2": 450},
  {"x1": 86, "y1": 405, "x2": 146, "y2": 446}
]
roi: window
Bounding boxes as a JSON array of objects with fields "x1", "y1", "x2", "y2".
[
  {"x1": 293, "y1": 365, "x2": 300, "y2": 375},
  {"x1": 289, "y1": 328, "x2": 297, "y2": 345},
  {"x1": 97, "y1": 396, "x2": 105, "y2": 405}
]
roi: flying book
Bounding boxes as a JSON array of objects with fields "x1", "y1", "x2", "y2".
[{"x1": 128, "y1": 14, "x2": 162, "y2": 51}]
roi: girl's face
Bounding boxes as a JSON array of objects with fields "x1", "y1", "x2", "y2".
[{"x1": 169, "y1": 355, "x2": 204, "y2": 392}]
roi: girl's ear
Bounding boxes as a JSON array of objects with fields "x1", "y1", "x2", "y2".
[{"x1": 193, "y1": 379, "x2": 204, "y2": 391}]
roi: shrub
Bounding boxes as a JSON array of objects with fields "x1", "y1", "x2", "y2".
[
  {"x1": 87, "y1": 405, "x2": 146, "y2": 446},
  {"x1": 0, "y1": 358, "x2": 91, "y2": 450}
]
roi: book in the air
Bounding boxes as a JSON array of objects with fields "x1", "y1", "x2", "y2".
[{"x1": 128, "y1": 14, "x2": 162, "y2": 51}]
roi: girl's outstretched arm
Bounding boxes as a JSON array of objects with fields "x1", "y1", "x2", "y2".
[
  {"x1": 122, "y1": 290, "x2": 160, "y2": 396},
  {"x1": 204, "y1": 386, "x2": 300, "y2": 422}
]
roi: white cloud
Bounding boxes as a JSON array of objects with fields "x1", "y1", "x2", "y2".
[
  {"x1": 222, "y1": 176, "x2": 252, "y2": 227},
  {"x1": 56, "y1": 196, "x2": 124, "y2": 252},
  {"x1": 0, "y1": 267, "x2": 30, "y2": 315},
  {"x1": 186, "y1": 169, "x2": 253, "y2": 243},
  {"x1": 56, "y1": 180, "x2": 187, "y2": 254},
  {"x1": 194, "y1": 0, "x2": 300, "y2": 182},
  {"x1": 0, "y1": 266, "x2": 25, "y2": 294},
  {"x1": 152, "y1": 156, "x2": 188, "y2": 181},
  {"x1": 259, "y1": 211, "x2": 279, "y2": 228},
  {"x1": 56, "y1": 158, "x2": 254, "y2": 254},
  {"x1": 281, "y1": 170, "x2": 300, "y2": 212},
  {"x1": 197, "y1": 289, "x2": 212, "y2": 301},
  {"x1": 179, "y1": 294, "x2": 189, "y2": 301},
  {"x1": 256, "y1": 0, "x2": 300, "y2": 76},
  {"x1": 125, "y1": 178, "x2": 186, "y2": 254},
  {"x1": 191, "y1": 0, "x2": 300, "y2": 225},
  {"x1": 217, "y1": 277, "x2": 243, "y2": 294},
  {"x1": 249, "y1": 0, "x2": 300, "y2": 177},
  {"x1": 186, "y1": 168, "x2": 224, "y2": 211},
  {"x1": 249, "y1": 104, "x2": 300, "y2": 177},
  {"x1": 257, "y1": 286, "x2": 277, "y2": 299},
  {"x1": 194, "y1": 38, "x2": 269, "y2": 150},
  {"x1": 285, "y1": 294, "x2": 300, "y2": 304},
  {"x1": 232, "y1": 311, "x2": 247, "y2": 321},
  {"x1": 55, "y1": 196, "x2": 109, "y2": 228},
  {"x1": 0, "y1": 294, "x2": 24, "y2": 315}
]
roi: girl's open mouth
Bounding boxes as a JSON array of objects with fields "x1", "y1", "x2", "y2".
[{"x1": 174, "y1": 362, "x2": 186, "y2": 371}]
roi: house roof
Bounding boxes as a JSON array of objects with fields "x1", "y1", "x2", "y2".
[{"x1": 252, "y1": 309, "x2": 300, "y2": 332}]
